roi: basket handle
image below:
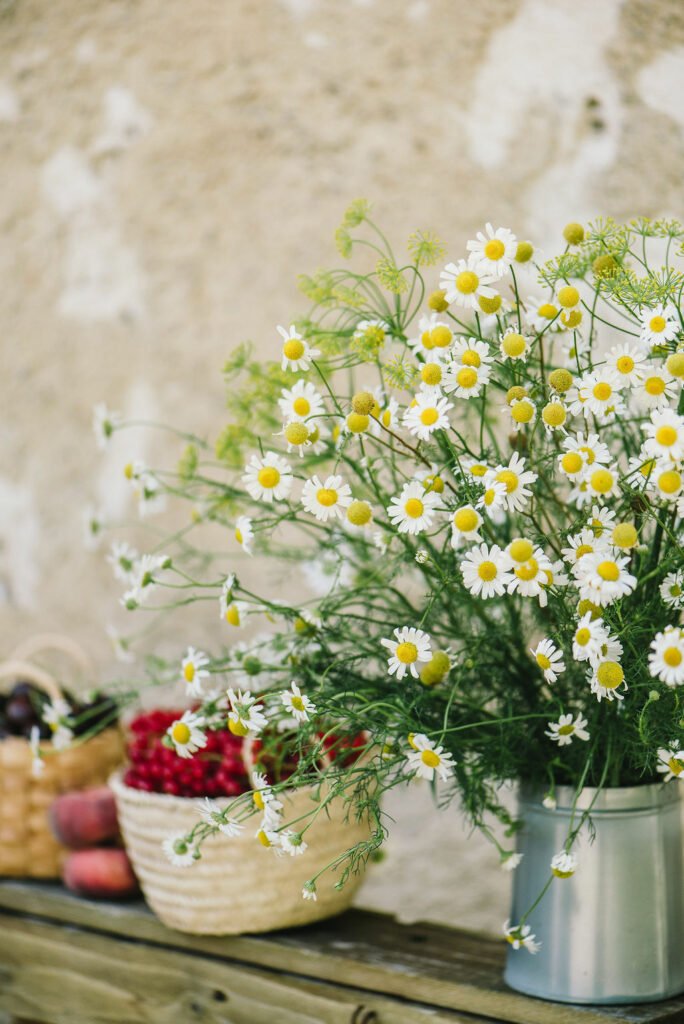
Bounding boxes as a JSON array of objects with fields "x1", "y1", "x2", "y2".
[
  {"x1": 0, "y1": 659, "x2": 64, "y2": 705},
  {"x1": 9, "y1": 633, "x2": 93, "y2": 676}
]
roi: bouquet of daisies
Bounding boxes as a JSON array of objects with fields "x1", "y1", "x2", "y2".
[{"x1": 93, "y1": 204, "x2": 684, "y2": 942}]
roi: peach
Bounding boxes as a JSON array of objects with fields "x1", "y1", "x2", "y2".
[
  {"x1": 62, "y1": 848, "x2": 138, "y2": 900},
  {"x1": 48, "y1": 786, "x2": 119, "y2": 849}
]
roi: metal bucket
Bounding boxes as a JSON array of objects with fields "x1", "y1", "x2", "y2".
[{"x1": 504, "y1": 782, "x2": 684, "y2": 1004}]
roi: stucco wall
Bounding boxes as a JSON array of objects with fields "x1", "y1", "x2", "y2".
[{"x1": 2, "y1": 0, "x2": 684, "y2": 932}]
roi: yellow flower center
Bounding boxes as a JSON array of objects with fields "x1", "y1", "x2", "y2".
[
  {"x1": 171, "y1": 722, "x2": 191, "y2": 744},
  {"x1": 668, "y1": 757, "x2": 684, "y2": 776},
  {"x1": 346, "y1": 412, "x2": 370, "y2": 433},
  {"x1": 258, "y1": 466, "x2": 280, "y2": 489},
  {"x1": 396, "y1": 642, "x2": 418, "y2": 664},
  {"x1": 596, "y1": 661, "x2": 624, "y2": 689},
  {"x1": 283, "y1": 338, "x2": 305, "y2": 360},
  {"x1": 484, "y1": 238, "x2": 505, "y2": 260},
  {"x1": 461, "y1": 349, "x2": 482, "y2": 368},
  {"x1": 225, "y1": 604, "x2": 241, "y2": 626},
  {"x1": 123, "y1": 462, "x2": 134, "y2": 480},
  {"x1": 593, "y1": 381, "x2": 612, "y2": 401},
  {"x1": 597, "y1": 560, "x2": 619, "y2": 582},
  {"x1": 612, "y1": 523, "x2": 638, "y2": 549},
  {"x1": 509, "y1": 538, "x2": 533, "y2": 563},
  {"x1": 431, "y1": 325, "x2": 452, "y2": 348},
  {"x1": 579, "y1": 445, "x2": 595, "y2": 465},
  {"x1": 420, "y1": 408, "x2": 440, "y2": 426},
  {"x1": 285, "y1": 422, "x2": 309, "y2": 446},
  {"x1": 664, "y1": 647, "x2": 682, "y2": 667},
  {"x1": 575, "y1": 627, "x2": 591, "y2": 646},
  {"x1": 253, "y1": 791, "x2": 265, "y2": 810},
  {"x1": 645, "y1": 376, "x2": 666, "y2": 396},
  {"x1": 405, "y1": 498, "x2": 424, "y2": 518},
  {"x1": 470, "y1": 463, "x2": 488, "y2": 478},
  {"x1": 515, "y1": 558, "x2": 539, "y2": 581},
  {"x1": 496, "y1": 469, "x2": 519, "y2": 493},
  {"x1": 538, "y1": 303, "x2": 558, "y2": 319},
  {"x1": 666, "y1": 352, "x2": 684, "y2": 378},
  {"x1": 455, "y1": 270, "x2": 479, "y2": 294},
  {"x1": 421, "y1": 749, "x2": 441, "y2": 768},
  {"x1": 422, "y1": 329, "x2": 435, "y2": 350},
  {"x1": 316, "y1": 487, "x2": 338, "y2": 507},
  {"x1": 235, "y1": 527, "x2": 243, "y2": 544},
  {"x1": 511, "y1": 400, "x2": 534, "y2": 423},
  {"x1": 257, "y1": 829, "x2": 272, "y2": 847},
  {"x1": 347, "y1": 500, "x2": 371, "y2": 526},
  {"x1": 616, "y1": 355, "x2": 634, "y2": 374},
  {"x1": 649, "y1": 315, "x2": 666, "y2": 333},
  {"x1": 291, "y1": 695, "x2": 305, "y2": 711},
  {"x1": 639, "y1": 459, "x2": 656, "y2": 477},
  {"x1": 293, "y1": 397, "x2": 310, "y2": 416},
  {"x1": 502, "y1": 333, "x2": 527, "y2": 357},
  {"x1": 536, "y1": 652, "x2": 551, "y2": 670},
  {"x1": 558, "y1": 723, "x2": 575, "y2": 735},
  {"x1": 228, "y1": 717, "x2": 249, "y2": 736},
  {"x1": 381, "y1": 408, "x2": 393, "y2": 427},
  {"x1": 424, "y1": 475, "x2": 444, "y2": 493},
  {"x1": 590, "y1": 468, "x2": 614, "y2": 494},
  {"x1": 561, "y1": 310, "x2": 582, "y2": 329},
  {"x1": 562, "y1": 452, "x2": 583, "y2": 474},
  {"x1": 478, "y1": 561, "x2": 497, "y2": 581},
  {"x1": 516, "y1": 241, "x2": 534, "y2": 262},
  {"x1": 478, "y1": 293, "x2": 502, "y2": 313},
  {"x1": 421, "y1": 363, "x2": 442, "y2": 386},
  {"x1": 454, "y1": 507, "x2": 479, "y2": 533},
  {"x1": 457, "y1": 367, "x2": 478, "y2": 389},
  {"x1": 575, "y1": 544, "x2": 593, "y2": 560},
  {"x1": 183, "y1": 663, "x2": 195, "y2": 682},
  {"x1": 656, "y1": 425, "x2": 677, "y2": 447},
  {"x1": 659, "y1": 470, "x2": 681, "y2": 494},
  {"x1": 558, "y1": 285, "x2": 579, "y2": 308},
  {"x1": 542, "y1": 402, "x2": 566, "y2": 426}
]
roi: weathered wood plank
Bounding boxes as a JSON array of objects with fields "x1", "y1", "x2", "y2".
[
  {"x1": 1, "y1": 881, "x2": 684, "y2": 1024},
  {"x1": 0, "y1": 912, "x2": 483, "y2": 1024}
]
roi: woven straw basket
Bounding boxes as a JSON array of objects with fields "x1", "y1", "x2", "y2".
[
  {"x1": 111, "y1": 765, "x2": 371, "y2": 934},
  {"x1": 0, "y1": 634, "x2": 123, "y2": 878}
]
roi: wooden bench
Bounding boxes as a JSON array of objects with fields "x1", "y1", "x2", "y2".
[{"x1": 0, "y1": 880, "x2": 682, "y2": 1024}]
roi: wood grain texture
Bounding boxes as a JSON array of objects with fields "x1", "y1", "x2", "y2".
[{"x1": 1, "y1": 881, "x2": 684, "y2": 1024}]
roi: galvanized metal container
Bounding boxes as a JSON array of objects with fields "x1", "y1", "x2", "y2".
[{"x1": 504, "y1": 782, "x2": 684, "y2": 1004}]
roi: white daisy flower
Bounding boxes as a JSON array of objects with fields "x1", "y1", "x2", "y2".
[
  {"x1": 524, "y1": 296, "x2": 559, "y2": 334},
  {"x1": 545, "y1": 712, "x2": 590, "y2": 746},
  {"x1": 639, "y1": 303, "x2": 679, "y2": 349},
  {"x1": 196, "y1": 798, "x2": 244, "y2": 837},
  {"x1": 450, "y1": 505, "x2": 483, "y2": 548},
  {"x1": 242, "y1": 452, "x2": 292, "y2": 502},
  {"x1": 277, "y1": 324, "x2": 320, "y2": 372},
  {"x1": 649, "y1": 464, "x2": 683, "y2": 503},
  {"x1": 575, "y1": 551, "x2": 636, "y2": 607},
  {"x1": 542, "y1": 794, "x2": 557, "y2": 810},
  {"x1": 577, "y1": 370, "x2": 625, "y2": 421},
  {"x1": 403, "y1": 392, "x2": 453, "y2": 440},
  {"x1": 590, "y1": 659, "x2": 627, "y2": 702},
  {"x1": 234, "y1": 515, "x2": 254, "y2": 555},
  {"x1": 255, "y1": 821, "x2": 283, "y2": 851},
  {"x1": 107, "y1": 541, "x2": 139, "y2": 584},
  {"x1": 492, "y1": 453, "x2": 537, "y2": 513},
  {"x1": 572, "y1": 613, "x2": 610, "y2": 663},
  {"x1": 92, "y1": 402, "x2": 121, "y2": 450},
  {"x1": 644, "y1": 409, "x2": 684, "y2": 462},
  {"x1": 551, "y1": 851, "x2": 578, "y2": 878},
  {"x1": 251, "y1": 771, "x2": 284, "y2": 815},
  {"x1": 120, "y1": 551, "x2": 168, "y2": 608},
  {"x1": 302, "y1": 882, "x2": 318, "y2": 901},
  {"x1": 162, "y1": 835, "x2": 195, "y2": 867},
  {"x1": 461, "y1": 543, "x2": 513, "y2": 599},
  {"x1": 531, "y1": 639, "x2": 565, "y2": 682},
  {"x1": 387, "y1": 481, "x2": 441, "y2": 535},
  {"x1": 381, "y1": 626, "x2": 432, "y2": 681},
  {"x1": 439, "y1": 254, "x2": 496, "y2": 310},
  {"x1": 536, "y1": 559, "x2": 569, "y2": 608},
  {"x1": 637, "y1": 368, "x2": 678, "y2": 410},
  {"x1": 606, "y1": 342, "x2": 647, "y2": 386},
  {"x1": 562, "y1": 431, "x2": 611, "y2": 472},
  {"x1": 461, "y1": 456, "x2": 491, "y2": 482},
  {"x1": 660, "y1": 570, "x2": 684, "y2": 609},
  {"x1": 370, "y1": 391, "x2": 400, "y2": 435},
  {"x1": 450, "y1": 336, "x2": 493, "y2": 369},
  {"x1": 466, "y1": 223, "x2": 517, "y2": 278},
  {"x1": 442, "y1": 358, "x2": 491, "y2": 399},
  {"x1": 301, "y1": 474, "x2": 352, "y2": 523},
  {"x1": 500, "y1": 327, "x2": 532, "y2": 362},
  {"x1": 281, "y1": 681, "x2": 316, "y2": 722},
  {"x1": 586, "y1": 503, "x2": 616, "y2": 539},
  {"x1": 648, "y1": 626, "x2": 684, "y2": 687},
  {"x1": 504, "y1": 920, "x2": 541, "y2": 954},
  {"x1": 501, "y1": 852, "x2": 523, "y2": 872},
  {"x1": 43, "y1": 697, "x2": 73, "y2": 738},
  {"x1": 278, "y1": 380, "x2": 325, "y2": 423},
  {"x1": 181, "y1": 646, "x2": 210, "y2": 697},
  {"x1": 227, "y1": 688, "x2": 268, "y2": 736},
  {"x1": 280, "y1": 831, "x2": 308, "y2": 857},
  {"x1": 408, "y1": 313, "x2": 453, "y2": 358},
  {"x1": 585, "y1": 464, "x2": 620, "y2": 502},
  {"x1": 657, "y1": 744, "x2": 684, "y2": 782},
  {"x1": 625, "y1": 448, "x2": 658, "y2": 489},
  {"x1": 353, "y1": 318, "x2": 388, "y2": 350},
  {"x1": 508, "y1": 547, "x2": 554, "y2": 599},
  {"x1": 166, "y1": 711, "x2": 207, "y2": 758},
  {"x1": 406, "y1": 733, "x2": 456, "y2": 782},
  {"x1": 477, "y1": 476, "x2": 508, "y2": 519}
]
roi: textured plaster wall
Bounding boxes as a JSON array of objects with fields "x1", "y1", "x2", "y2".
[{"x1": 2, "y1": 0, "x2": 684, "y2": 932}]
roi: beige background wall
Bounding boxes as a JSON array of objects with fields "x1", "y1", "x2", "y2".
[{"x1": 2, "y1": 0, "x2": 684, "y2": 931}]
